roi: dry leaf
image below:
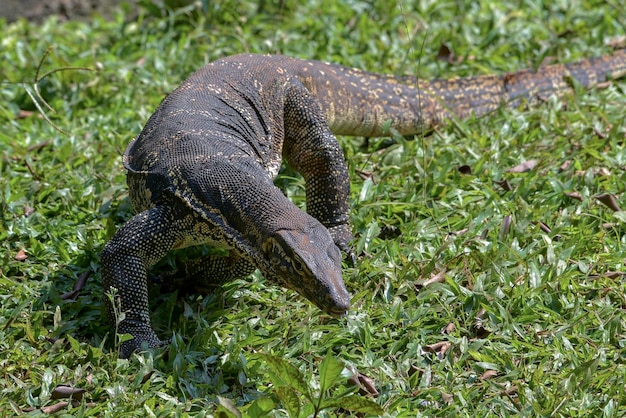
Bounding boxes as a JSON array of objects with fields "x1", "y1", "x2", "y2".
[
  {"x1": 441, "y1": 391, "x2": 454, "y2": 404},
  {"x1": 17, "y1": 109, "x2": 35, "y2": 119},
  {"x1": 27, "y1": 140, "x2": 52, "y2": 153},
  {"x1": 450, "y1": 227, "x2": 469, "y2": 236},
  {"x1": 564, "y1": 191, "x2": 583, "y2": 201},
  {"x1": 475, "y1": 308, "x2": 487, "y2": 321},
  {"x1": 458, "y1": 165, "x2": 472, "y2": 175},
  {"x1": 537, "y1": 221, "x2": 551, "y2": 234},
  {"x1": 348, "y1": 371, "x2": 379, "y2": 397},
  {"x1": 419, "y1": 269, "x2": 446, "y2": 287},
  {"x1": 23, "y1": 205, "x2": 35, "y2": 217},
  {"x1": 61, "y1": 270, "x2": 91, "y2": 300},
  {"x1": 494, "y1": 179, "x2": 512, "y2": 191},
  {"x1": 60, "y1": 290, "x2": 79, "y2": 300},
  {"x1": 504, "y1": 385, "x2": 519, "y2": 396},
  {"x1": 559, "y1": 160, "x2": 572, "y2": 171},
  {"x1": 355, "y1": 168, "x2": 373, "y2": 181},
  {"x1": 437, "y1": 43, "x2": 454, "y2": 63},
  {"x1": 217, "y1": 396, "x2": 241, "y2": 418},
  {"x1": 480, "y1": 370, "x2": 498, "y2": 380},
  {"x1": 441, "y1": 322, "x2": 455, "y2": 334},
  {"x1": 473, "y1": 308, "x2": 490, "y2": 337},
  {"x1": 423, "y1": 341, "x2": 451, "y2": 356},
  {"x1": 594, "y1": 126, "x2": 608, "y2": 139},
  {"x1": 500, "y1": 215, "x2": 512, "y2": 237},
  {"x1": 506, "y1": 159, "x2": 538, "y2": 173},
  {"x1": 588, "y1": 271, "x2": 625, "y2": 280},
  {"x1": 15, "y1": 249, "x2": 27, "y2": 261},
  {"x1": 608, "y1": 36, "x2": 626, "y2": 49},
  {"x1": 408, "y1": 365, "x2": 423, "y2": 378},
  {"x1": 141, "y1": 370, "x2": 155, "y2": 384},
  {"x1": 595, "y1": 193, "x2": 621, "y2": 211},
  {"x1": 41, "y1": 402, "x2": 70, "y2": 414},
  {"x1": 51, "y1": 385, "x2": 86, "y2": 401},
  {"x1": 603, "y1": 271, "x2": 625, "y2": 279}
]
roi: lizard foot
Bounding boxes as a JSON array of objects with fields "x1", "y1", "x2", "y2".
[
  {"x1": 327, "y1": 224, "x2": 356, "y2": 266},
  {"x1": 118, "y1": 321, "x2": 165, "y2": 359}
]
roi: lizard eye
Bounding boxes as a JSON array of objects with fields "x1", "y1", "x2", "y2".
[{"x1": 291, "y1": 258, "x2": 304, "y2": 272}]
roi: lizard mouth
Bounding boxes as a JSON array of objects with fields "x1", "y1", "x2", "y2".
[
  {"x1": 331, "y1": 308, "x2": 348, "y2": 318},
  {"x1": 323, "y1": 306, "x2": 348, "y2": 318}
]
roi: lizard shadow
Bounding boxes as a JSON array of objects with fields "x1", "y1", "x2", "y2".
[{"x1": 42, "y1": 195, "x2": 234, "y2": 354}]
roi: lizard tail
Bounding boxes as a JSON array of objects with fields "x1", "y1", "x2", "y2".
[
  {"x1": 314, "y1": 50, "x2": 626, "y2": 137},
  {"x1": 425, "y1": 49, "x2": 626, "y2": 126}
]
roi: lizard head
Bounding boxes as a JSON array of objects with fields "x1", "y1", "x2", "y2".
[{"x1": 262, "y1": 222, "x2": 351, "y2": 316}]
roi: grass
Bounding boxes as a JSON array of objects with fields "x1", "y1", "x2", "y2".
[{"x1": 1, "y1": 0, "x2": 625, "y2": 416}]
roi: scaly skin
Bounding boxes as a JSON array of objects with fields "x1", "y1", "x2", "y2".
[{"x1": 101, "y1": 51, "x2": 626, "y2": 357}]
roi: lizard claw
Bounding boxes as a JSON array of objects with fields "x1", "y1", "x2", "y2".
[
  {"x1": 334, "y1": 239, "x2": 356, "y2": 267},
  {"x1": 117, "y1": 321, "x2": 166, "y2": 359},
  {"x1": 344, "y1": 246, "x2": 357, "y2": 267}
]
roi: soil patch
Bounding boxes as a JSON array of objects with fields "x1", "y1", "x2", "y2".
[{"x1": 2, "y1": 0, "x2": 136, "y2": 23}]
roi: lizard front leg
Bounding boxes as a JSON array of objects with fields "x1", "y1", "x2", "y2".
[
  {"x1": 101, "y1": 204, "x2": 181, "y2": 358},
  {"x1": 282, "y1": 81, "x2": 355, "y2": 264}
]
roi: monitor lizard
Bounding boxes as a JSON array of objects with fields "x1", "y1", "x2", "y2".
[{"x1": 100, "y1": 51, "x2": 626, "y2": 358}]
